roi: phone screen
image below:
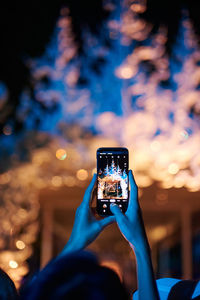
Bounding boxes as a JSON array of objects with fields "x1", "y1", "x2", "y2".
[{"x1": 97, "y1": 147, "x2": 129, "y2": 216}]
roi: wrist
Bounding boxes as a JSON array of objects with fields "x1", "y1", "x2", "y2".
[{"x1": 129, "y1": 236, "x2": 151, "y2": 255}]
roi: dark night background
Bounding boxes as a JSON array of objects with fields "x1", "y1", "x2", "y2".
[{"x1": 1, "y1": 0, "x2": 200, "y2": 134}]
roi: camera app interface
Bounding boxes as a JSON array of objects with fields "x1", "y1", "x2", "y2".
[{"x1": 97, "y1": 150, "x2": 128, "y2": 215}]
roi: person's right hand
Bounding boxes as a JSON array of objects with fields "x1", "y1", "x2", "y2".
[
  {"x1": 110, "y1": 170, "x2": 148, "y2": 252},
  {"x1": 111, "y1": 170, "x2": 160, "y2": 300}
]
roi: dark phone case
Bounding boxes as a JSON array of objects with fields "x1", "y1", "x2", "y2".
[{"x1": 96, "y1": 147, "x2": 129, "y2": 216}]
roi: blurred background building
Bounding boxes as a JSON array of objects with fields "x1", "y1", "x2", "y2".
[{"x1": 1, "y1": 0, "x2": 200, "y2": 295}]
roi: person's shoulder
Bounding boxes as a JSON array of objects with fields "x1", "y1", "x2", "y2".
[
  {"x1": 133, "y1": 278, "x2": 200, "y2": 300},
  {"x1": 192, "y1": 281, "x2": 200, "y2": 299},
  {"x1": 133, "y1": 278, "x2": 181, "y2": 300},
  {"x1": 156, "y1": 278, "x2": 200, "y2": 300}
]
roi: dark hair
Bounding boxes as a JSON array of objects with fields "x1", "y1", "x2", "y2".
[
  {"x1": 21, "y1": 251, "x2": 129, "y2": 300},
  {"x1": 0, "y1": 268, "x2": 18, "y2": 300}
]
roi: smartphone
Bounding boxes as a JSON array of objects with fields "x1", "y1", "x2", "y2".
[{"x1": 96, "y1": 147, "x2": 129, "y2": 216}]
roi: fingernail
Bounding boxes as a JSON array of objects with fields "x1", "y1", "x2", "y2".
[{"x1": 110, "y1": 203, "x2": 117, "y2": 207}]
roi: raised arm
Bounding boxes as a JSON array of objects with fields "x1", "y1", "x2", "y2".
[
  {"x1": 110, "y1": 170, "x2": 160, "y2": 300},
  {"x1": 60, "y1": 174, "x2": 115, "y2": 255}
]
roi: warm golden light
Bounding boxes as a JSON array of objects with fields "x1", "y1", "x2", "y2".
[
  {"x1": 9, "y1": 260, "x2": 18, "y2": 269},
  {"x1": 56, "y1": 149, "x2": 67, "y2": 160},
  {"x1": 51, "y1": 176, "x2": 62, "y2": 187},
  {"x1": 76, "y1": 169, "x2": 88, "y2": 181},
  {"x1": 2, "y1": 5, "x2": 200, "y2": 290},
  {"x1": 150, "y1": 226, "x2": 167, "y2": 241},
  {"x1": 174, "y1": 176, "x2": 185, "y2": 188},
  {"x1": 16, "y1": 240, "x2": 26, "y2": 250},
  {"x1": 63, "y1": 176, "x2": 76, "y2": 187},
  {"x1": 0, "y1": 173, "x2": 11, "y2": 185},
  {"x1": 168, "y1": 163, "x2": 179, "y2": 175}
]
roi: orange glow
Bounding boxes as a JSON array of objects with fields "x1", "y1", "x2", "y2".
[
  {"x1": 63, "y1": 176, "x2": 76, "y2": 187},
  {"x1": 0, "y1": 173, "x2": 11, "y2": 185},
  {"x1": 76, "y1": 169, "x2": 88, "y2": 181},
  {"x1": 174, "y1": 176, "x2": 185, "y2": 188},
  {"x1": 56, "y1": 149, "x2": 67, "y2": 160},
  {"x1": 16, "y1": 240, "x2": 25, "y2": 250},
  {"x1": 130, "y1": 3, "x2": 146, "y2": 13},
  {"x1": 51, "y1": 176, "x2": 62, "y2": 187},
  {"x1": 168, "y1": 163, "x2": 179, "y2": 175},
  {"x1": 150, "y1": 226, "x2": 167, "y2": 241}
]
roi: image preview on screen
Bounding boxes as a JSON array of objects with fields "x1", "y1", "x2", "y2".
[{"x1": 97, "y1": 152, "x2": 128, "y2": 201}]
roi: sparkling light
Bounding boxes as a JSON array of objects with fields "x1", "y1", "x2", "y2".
[
  {"x1": 16, "y1": 240, "x2": 25, "y2": 250},
  {"x1": 24, "y1": 2, "x2": 200, "y2": 193},
  {"x1": 56, "y1": 149, "x2": 67, "y2": 160},
  {"x1": 1, "y1": 2, "x2": 200, "y2": 289},
  {"x1": 117, "y1": 66, "x2": 135, "y2": 79},
  {"x1": 9, "y1": 260, "x2": 18, "y2": 269}
]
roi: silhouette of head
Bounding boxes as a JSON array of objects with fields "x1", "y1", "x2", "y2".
[
  {"x1": 0, "y1": 268, "x2": 18, "y2": 300},
  {"x1": 21, "y1": 251, "x2": 128, "y2": 300}
]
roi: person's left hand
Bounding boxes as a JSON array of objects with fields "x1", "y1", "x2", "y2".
[{"x1": 61, "y1": 174, "x2": 115, "y2": 254}]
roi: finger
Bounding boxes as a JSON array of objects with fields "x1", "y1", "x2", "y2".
[
  {"x1": 91, "y1": 187, "x2": 97, "y2": 208},
  {"x1": 99, "y1": 216, "x2": 115, "y2": 228},
  {"x1": 129, "y1": 169, "x2": 138, "y2": 193},
  {"x1": 127, "y1": 170, "x2": 139, "y2": 211},
  {"x1": 110, "y1": 204, "x2": 126, "y2": 225},
  {"x1": 82, "y1": 174, "x2": 97, "y2": 207}
]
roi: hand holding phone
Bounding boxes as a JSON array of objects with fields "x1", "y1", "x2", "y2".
[
  {"x1": 61, "y1": 174, "x2": 115, "y2": 255},
  {"x1": 96, "y1": 147, "x2": 129, "y2": 216},
  {"x1": 110, "y1": 170, "x2": 148, "y2": 251}
]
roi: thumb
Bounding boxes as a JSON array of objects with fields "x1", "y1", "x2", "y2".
[{"x1": 110, "y1": 204, "x2": 126, "y2": 222}]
